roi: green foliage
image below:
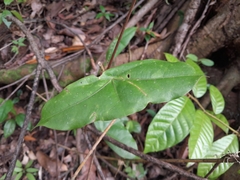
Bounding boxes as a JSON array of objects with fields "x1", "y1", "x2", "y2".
[
  {"x1": 0, "y1": 1, "x2": 23, "y2": 28},
  {"x1": 186, "y1": 53, "x2": 214, "y2": 67},
  {"x1": 13, "y1": 160, "x2": 38, "y2": 180},
  {"x1": 96, "y1": 5, "x2": 115, "y2": 21},
  {"x1": 38, "y1": 60, "x2": 202, "y2": 130},
  {"x1": 0, "y1": 98, "x2": 30, "y2": 138},
  {"x1": 38, "y1": 46, "x2": 237, "y2": 178},
  {"x1": 106, "y1": 27, "x2": 137, "y2": 62},
  {"x1": 4, "y1": 0, "x2": 14, "y2": 5},
  {"x1": 94, "y1": 118, "x2": 138, "y2": 159},
  {"x1": 197, "y1": 134, "x2": 238, "y2": 178},
  {"x1": 140, "y1": 22, "x2": 156, "y2": 42},
  {"x1": 124, "y1": 162, "x2": 147, "y2": 180},
  {"x1": 11, "y1": 37, "x2": 26, "y2": 54},
  {"x1": 144, "y1": 96, "x2": 195, "y2": 153}
]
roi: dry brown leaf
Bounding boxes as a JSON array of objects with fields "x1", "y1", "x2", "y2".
[
  {"x1": 58, "y1": 27, "x2": 85, "y2": 37},
  {"x1": 30, "y1": 0, "x2": 43, "y2": 19},
  {"x1": 36, "y1": 151, "x2": 67, "y2": 177},
  {"x1": 76, "y1": 149, "x2": 97, "y2": 180}
]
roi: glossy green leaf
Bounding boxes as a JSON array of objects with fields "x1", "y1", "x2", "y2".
[
  {"x1": 186, "y1": 59, "x2": 207, "y2": 98},
  {"x1": 4, "y1": 119, "x2": 16, "y2": 138},
  {"x1": 26, "y1": 173, "x2": 36, "y2": 180},
  {"x1": 38, "y1": 60, "x2": 202, "y2": 130},
  {"x1": 1, "y1": 10, "x2": 12, "y2": 28},
  {"x1": 197, "y1": 134, "x2": 239, "y2": 179},
  {"x1": 199, "y1": 58, "x2": 214, "y2": 66},
  {"x1": 189, "y1": 110, "x2": 213, "y2": 160},
  {"x1": 106, "y1": 27, "x2": 137, "y2": 61},
  {"x1": 94, "y1": 118, "x2": 137, "y2": 159},
  {"x1": 207, "y1": 111, "x2": 229, "y2": 134},
  {"x1": 11, "y1": 10, "x2": 23, "y2": 22},
  {"x1": 164, "y1": 53, "x2": 179, "y2": 62},
  {"x1": 209, "y1": 85, "x2": 225, "y2": 114},
  {"x1": 126, "y1": 120, "x2": 141, "y2": 133},
  {"x1": 0, "y1": 98, "x2": 14, "y2": 123},
  {"x1": 186, "y1": 54, "x2": 198, "y2": 62},
  {"x1": 144, "y1": 96, "x2": 195, "y2": 153}
]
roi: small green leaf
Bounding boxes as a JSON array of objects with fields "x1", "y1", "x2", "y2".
[
  {"x1": 207, "y1": 111, "x2": 229, "y2": 134},
  {"x1": 0, "y1": 98, "x2": 14, "y2": 123},
  {"x1": 4, "y1": 0, "x2": 14, "y2": 5},
  {"x1": 148, "y1": 22, "x2": 154, "y2": 29},
  {"x1": 186, "y1": 59, "x2": 207, "y2": 98},
  {"x1": 199, "y1": 58, "x2": 214, "y2": 66},
  {"x1": 146, "y1": 109, "x2": 156, "y2": 117},
  {"x1": 164, "y1": 53, "x2": 179, "y2": 62},
  {"x1": 96, "y1": 13, "x2": 103, "y2": 19},
  {"x1": 26, "y1": 168, "x2": 38, "y2": 173},
  {"x1": 4, "y1": 119, "x2": 16, "y2": 138},
  {"x1": 126, "y1": 120, "x2": 141, "y2": 133},
  {"x1": 15, "y1": 172, "x2": 23, "y2": 180},
  {"x1": 197, "y1": 134, "x2": 239, "y2": 178},
  {"x1": 26, "y1": 173, "x2": 36, "y2": 180},
  {"x1": 209, "y1": 85, "x2": 225, "y2": 114},
  {"x1": 99, "y1": 5, "x2": 105, "y2": 13},
  {"x1": 25, "y1": 160, "x2": 34, "y2": 168},
  {"x1": 94, "y1": 118, "x2": 138, "y2": 159},
  {"x1": 11, "y1": 10, "x2": 23, "y2": 22},
  {"x1": 106, "y1": 27, "x2": 137, "y2": 61},
  {"x1": 14, "y1": 167, "x2": 23, "y2": 173},
  {"x1": 15, "y1": 113, "x2": 25, "y2": 127},
  {"x1": 144, "y1": 96, "x2": 195, "y2": 153},
  {"x1": 186, "y1": 54, "x2": 198, "y2": 62},
  {"x1": 189, "y1": 110, "x2": 213, "y2": 160},
  {"x1": 16, "y1": 160, "x2": 22, "y2": 168},
  {"x1": 2, "y1": 17, "x2": 12, "y2": 28}
]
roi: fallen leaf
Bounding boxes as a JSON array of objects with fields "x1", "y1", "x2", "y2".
[{"x1": 36, "y1": 151, "x2": 67, "y2": 177}]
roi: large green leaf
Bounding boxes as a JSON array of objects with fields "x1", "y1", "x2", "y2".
[
  {"x1": 94, "y1": 118, "x2": 137, "y2": 159},
  {"x1": 186, "y1": 59, "x2": 207, "y2": 98},
  {"x1": 209, "y1": 85, "x2": 225, "y2": 114},
  {"x1": 197, "y1": 134, "x2": 239, "y2": 179},
  {"x1": 38, "y1": 60, "x2": 202, "y2": 130},
  {"x1": 106, "y1": 27, "x2": 137, "y2": 61},
  {"x1": 189, "y1": 110, "x2": 213, "y2": 160},
  {"x1": 144, "y1": 96, "x2": 195, "y2": 153}
]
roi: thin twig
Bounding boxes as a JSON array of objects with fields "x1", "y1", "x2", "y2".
[
  {"x1": 5, "y1": 64, "x2": 42, "y2": 180},
  {"x1": 106, "y1": 0, "x2": 137, "y2": 69},
  {"x1": 72, "y1": 120, "x2": 116, "y2": 179}
]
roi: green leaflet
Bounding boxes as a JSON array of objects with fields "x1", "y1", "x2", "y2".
[
  {"x1": 95, "y1": 118, "x2": 137, "y2": 159},
  {"x1": 164, "y1": 53, "x2": 180, "y2": 62},
  {"x1": 186, "y1": 59, "x2": 207, "y2": 98},
  {"x1": 106, "y1": 27, "x2": 137, "y2": 61},
  {"x1": 197, "y1": 134, "x2": 239, "y2": 178},
  {"x1": 207, "y1": 111, "x2": 229, "y2": 134},
  {"x1": 189, "y1": 110, "x2": 213, "y2": 160},
  {"x1": 209, "y1": 85, "x2": 225, "y2": 114},
  {"x1": 144, "y1": 96, "x2": 195, "y2": 153},
  {"x1": 38, "y1": 60, "x2": 202, "y2": 130}
]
